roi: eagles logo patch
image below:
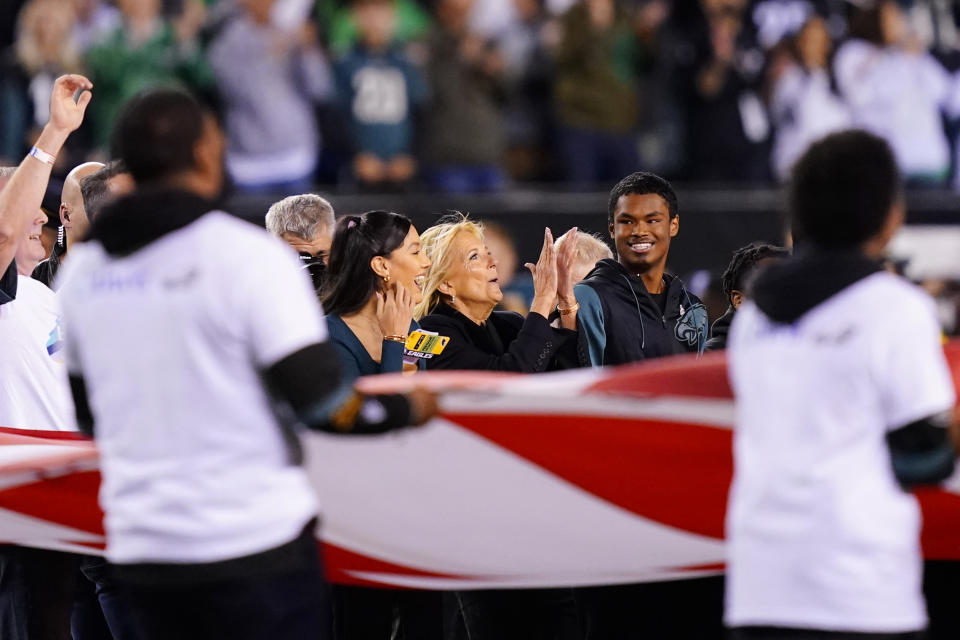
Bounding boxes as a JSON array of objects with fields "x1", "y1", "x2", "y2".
[{"x1": 674, "y1": 303, "x2": 708, "y2": 354}]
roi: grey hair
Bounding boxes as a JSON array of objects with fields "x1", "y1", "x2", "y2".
[
  {"x1": 265, "y1": 194, "x2": 335, "y2": 240},
  {"x1": 555, "y1": 231, "x2": 613, "y2": 266}
]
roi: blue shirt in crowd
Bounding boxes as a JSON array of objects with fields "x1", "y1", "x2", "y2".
[{"x1": 333, "y1": 44, "x2": 427, "y2": 159}]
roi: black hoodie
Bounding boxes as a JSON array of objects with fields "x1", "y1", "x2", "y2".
[
  {"x1": 574, "y1": 258, "x2": 708, "y2": 366},
  {"x1": 705, "y1": 305, "x2": 736, "y2": 351},
  {"x1": 88, "y1": 188, "x2": 216, "y2": 256},
  {"x1": 750, "y1": 249, "x2": 883, "y2": 324}
]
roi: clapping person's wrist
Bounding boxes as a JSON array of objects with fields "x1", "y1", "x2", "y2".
[{"x1": 530, "y1": 294, "x2": 554, "y2": 319}]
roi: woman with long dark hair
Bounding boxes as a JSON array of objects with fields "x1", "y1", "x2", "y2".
[
  {"x1": 321, "y1": 210, "x2": 443, "y2": 639},
  {"x1": 322, "y1": 209, "x2": 432, "y2": 378}
]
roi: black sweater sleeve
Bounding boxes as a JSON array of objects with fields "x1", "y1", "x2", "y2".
[
  {"x1": 886, "y1": 414, "x2": 957, "y2": 487},
  {"x1": 263, "y1": 341, "x2": 413, "y2": 435},
  {"x1": 421, "y1": 311, "x2": 571, "y2": 372},
  {"x1": 69, "y1": 374, "x2": 95, "y2": 437}
]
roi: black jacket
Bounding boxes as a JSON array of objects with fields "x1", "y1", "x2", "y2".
[
  {"x1": 705, "y1": 305, "x2": 735, "y2": 351},
  {"x1": 31, "y1": 232, "x2": 66, "y2": 289},
  {"x1": 419, "y1": 302, "x2": 577, "y2": 372},
  {"x1": 574, "y1": 258, "x2": 708, "y2": 366}
]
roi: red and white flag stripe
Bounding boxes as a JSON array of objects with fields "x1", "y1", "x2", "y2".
[{"x1": 1, "y1": 348, "x2": 958, "y2": 588}]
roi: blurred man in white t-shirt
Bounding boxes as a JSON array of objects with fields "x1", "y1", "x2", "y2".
[
  {"x1": 59, "y1": 87, "x2": 434, "y2": 640},
  {"x1": 726, "y1": 129, "x2": 960, "y2": 640}
]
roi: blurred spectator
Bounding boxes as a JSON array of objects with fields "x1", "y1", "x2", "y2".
[
  {"x1": 768, "y1": 14, "x2": 850, "y2": 181},
  {"x1": 553, "y1": 0, "x2": 641, "y2": 186},
  {"x1": 1, "y1": 0, "x2": 83, "y2": 165},
  {"x1": 633, "y1": 0, "x2": 688, "y2": 176},
  {"x1": 498, "y1": 0, "x2": 555, "y2": 180},
  {"x1": 682, "y1": 0, "x2": 770, "y2": 182},
  {"x1": 750, "y1": 0, "x2": 814, "y2": 50},
  {"x1": 321, "y1": 0, "x2": 431, "y2": 56},
  {"x1": 834, "y1": 0, "x2": 952, "y2": 184},
  {"x1": 208, "y1": 0, "x2": 332, "y2": 193},
  {"x1": 482, "y1": 220, "x2": 529, "y2": 313},
  {"x1": 1, "y1": 0, "x2": 27, "y2": 52},
  {"x1": 334, "y1": 0, "x2": 427, "y2": 189},
  {"x1": 425, "y1": 0, "x2": 507, "y2": 193},
  {"x1": 71, "y1": 0, "x2": 122, "y2": 52},
  {"x1": 85, "y1": 0, "x2": 212, "y2": 151}
]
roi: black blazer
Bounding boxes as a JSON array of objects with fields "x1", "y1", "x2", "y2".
[{"x1": 418, "y1": 303, "x2": 577, "y2": 372}]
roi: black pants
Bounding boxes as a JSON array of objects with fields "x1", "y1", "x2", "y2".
[
  {"x1": 729, "y1": 628, "x2": 925, "y2": 640},
  {"x1": 73, "y1": 556, "x2": 140, "y2": 640},
  {"x1": 578, "y1": 577, "x2": 726, "y2": 639},
  {"x1": 332, "y1": 585, "x2": 445, "y2": 639},
  {"x1": 0, "y1": 545, "x2": 77, "y2": 640},
  {"x1": 121, "y1": 566, "x2": 332, "y2": 640},
  {"x1": 455, "y1": 588, "x2": 584, "y2": 640}
]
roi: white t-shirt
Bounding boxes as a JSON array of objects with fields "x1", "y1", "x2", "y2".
[
  {"x1": 59, "y1": 212, "x2": 328, "y2": 565},
  {"x1": 834, "y1": 41, "x2": 951, "y2": 177},
  {"x1": 0, "y1": 273, "x2": 74, "y2": 431},
  {"x1": 726, "y1": 271, "x2": 955, "y2": 633}
]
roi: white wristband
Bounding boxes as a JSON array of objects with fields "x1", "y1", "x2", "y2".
[{"x1": 29, "y1": 146, "x2": 56, "y2": 165}]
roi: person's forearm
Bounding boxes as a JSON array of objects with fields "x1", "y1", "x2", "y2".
[
  {"x1": 558, "y1": 292, "x2": 578, "y2": 330},
  {"x1": 530, "y1": 295, "x2": 554, "y2": 319},
  {"x1": 0, "y1": 123, "x2": 70, "y2": 267}
]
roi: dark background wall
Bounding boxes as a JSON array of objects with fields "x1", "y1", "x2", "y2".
[{"x1": 227, "y1": 187, "x2": 960, "y2": 277}]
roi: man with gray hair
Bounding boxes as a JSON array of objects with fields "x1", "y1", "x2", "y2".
[{"x1": 266, "y1": 194, "x2": 335, "y2": 291}]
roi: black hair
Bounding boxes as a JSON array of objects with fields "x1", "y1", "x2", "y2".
[
  {"x1": 608, "y1": 171, "x2": 679, "y2": 225},
  {"x1": 110, "y1": 88, "x2": 206, "y2": 184},
  {"x1": 720, "y1": 242, "x2": 790, "y2": 303},
  {"x1": 847, "y1": 2, "x2": 884, "y2": 45},
  {"x1": 321, "y1": 210, "x2": 412, "y2": 317},
  {"x1": 789, "y1": 129, "x2": 900, "y2": 250},
  {"x1": 80, "y1": 160, "x2": 128, "y2": 222}
]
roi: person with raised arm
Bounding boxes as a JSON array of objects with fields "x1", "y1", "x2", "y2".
[{"x1": 0, "y1": 73, "x2": 93, "y2": 640}]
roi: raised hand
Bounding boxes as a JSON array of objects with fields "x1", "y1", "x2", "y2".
[
  {"x1": 526, "y1": 227, "x2": 558, "y2": 318},
  {"x1": 376, "y1": 282, "x2": 415, "y2": 338},
  {"x1": 48, "y1": 75, "x2": 93, "y2": 135},
  {"x1": 555, "y1": 227, "x2": 579, "y2": 307}
]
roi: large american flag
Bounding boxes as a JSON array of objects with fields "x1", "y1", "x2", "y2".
[{"x1": 2, "y1": 349, "x2": 958, "y2": 588}]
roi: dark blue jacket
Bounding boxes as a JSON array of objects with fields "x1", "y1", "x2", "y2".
[
  {"x1": 326, "y1": 315, "x2": 421, "y2": 380},
  {"x1": 574, "y1": 259, "x2": 707, "y2": 366}
]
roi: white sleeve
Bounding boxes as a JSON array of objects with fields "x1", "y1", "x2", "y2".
[
  {"x1": 57, "y1": 263, "x2": 83, "y2": 377},
  {"x1": 874, "y1": 290, "x2": 955, "y2": 430},
  {"x1": 236, "y1": 236, "x2": 329, "y2": 368}
]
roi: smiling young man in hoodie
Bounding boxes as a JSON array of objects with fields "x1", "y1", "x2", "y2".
[{"x1": 566, "y1": 171, "x2": 708, "y2": 366}]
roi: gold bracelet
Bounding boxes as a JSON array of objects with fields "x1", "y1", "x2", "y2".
[
  {"x1": 557, "y1": 302, "x2": 579, "y2": 316},
  {"x1": 384, "y1": 334, "x2": 407, "y2": 343}
]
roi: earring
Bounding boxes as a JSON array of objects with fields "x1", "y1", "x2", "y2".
[
  {"x1": 450, "y1": 295, "x2": 456, "y2": 303},
  {"x1": 383, "y1": 275, "x2": 391, "y2": 283}
]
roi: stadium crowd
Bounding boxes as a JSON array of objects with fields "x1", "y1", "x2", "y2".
[
  {"x1": 0, "y1": 69, "x2": 959, "y2": 640},
  {"x1": 4, "y1": 0, "x2": 960, "y2": 190}
]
